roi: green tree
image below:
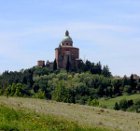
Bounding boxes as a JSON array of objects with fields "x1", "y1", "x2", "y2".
[
  {"x1": 52, "y1": 81, "x2": 72, "y2": 103},
  {"x1": 102, "y1": 65, "x2": 111, "y2": 77},
  {"x1": 123, "y1": 85, "x2": 132, "y2": 94},
  {"x1": 130, "y1": 74, "x2": 137, "y2": 92},
  {"x1": 53, "y1": 59, "x2": 57, "y2": 71},
  {"x1": 84, "y1": 60, "x2": 91, "y2": 71},
  {"x1": 5, "y1": 83, "x2": 29, "y2": 97}
]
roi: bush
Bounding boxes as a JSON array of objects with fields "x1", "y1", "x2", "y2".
[
  {"x1": 114, "y1": 102, "x2": 120, "y2": 110},
  {"x1": 134, "y1": 99, "x2": 140, "y2": 113},
  {"x1": 4, "y1": 83, "x2": 30, "y2": 97},
  {"x1": 87, "y1": 98, "x2": 99, "y2": 106},
  {"x1": 114, "y1": 99, "x2": 135, "y2": 112},
  {"x1": 119, "y1": 99, "x2": 128, "y2": 111},
  {"x1": 33, "y1": 90, "x2": 46, "y2": 99}
]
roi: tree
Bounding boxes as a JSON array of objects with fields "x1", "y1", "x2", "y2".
[
  {"x1": 122, "y1": 75, "x2": 130, "y2": 87},
  {"x1": 52, "y1": 81, "x2": 72, "y2": 103},
  {"x1": 102, "y1": 65, "x2": 111, "y2": 77},
  {"x1": 130, "y1": 74, "x2": 137, "y2": 92},
  {"x1": 66, "y1": 56, "x2": 71, "y2": 72},
  {"x1": 84, "y1": 60, "x2": 91, "y2": 71},
  {"x1": 123, "y1": 85, "x2": 132, "y2": 94},
  {"x1": 95, "y1": 62, "x2": 102, "y2": 74},
  {"x1": 5, "y1": 83, "x2": 30, "y2": 97},
  {"x1": 53, "y1": 59, "x2": 57, "y2": 71}
]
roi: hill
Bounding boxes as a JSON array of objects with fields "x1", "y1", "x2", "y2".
[{"x1": 0, "y1": 97, "x2": 140, "y2": 131}]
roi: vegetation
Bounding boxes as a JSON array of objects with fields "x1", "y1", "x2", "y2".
[
  {"x1": 0, "y1": 105, "x2": 111, "y2": 131},
  {"x1": 4, "y1": 97, "x2": 140, "y2": 131},
  {"x1": 0, "y1": 60, "x2": 140, "y2": 113},
  {"x1": 53, "y1": 58, "x2": 57, "y2": 71},
  {"x1": 114, "y1": 99, "x2": 140, "y2": 112},
  {"x1": 99, "y1": 94, "x2": 140, "y2": 109}
]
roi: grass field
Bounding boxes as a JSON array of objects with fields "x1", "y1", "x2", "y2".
[
  {"x1": 0, "y1": 105, "x2": 80, "y2": 131},
  {"x1": 0, "y1": 96, "x2": 140, "y2": 131},
  {"x1": 99, "y1": 94, "x2": 140, "y2": 109},
  {"x1": 0, "y1": 105, "x2": 110, "y2": 131}
]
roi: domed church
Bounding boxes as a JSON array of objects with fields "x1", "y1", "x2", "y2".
[{"x1": 55, "y1": 30, "x2": 80, "y2": 70}]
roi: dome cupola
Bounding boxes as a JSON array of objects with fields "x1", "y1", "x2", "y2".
[{"x1": 61, "y1": 30, "x2": 73, "y2": 46}]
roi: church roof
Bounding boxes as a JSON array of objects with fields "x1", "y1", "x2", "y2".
[{"x1": 61, "y1": 30, "x2": 73, "y2": 44}]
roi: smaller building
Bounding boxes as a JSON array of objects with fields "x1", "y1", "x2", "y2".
[{"x1": 37, "y1": 60, "x2": 45, "y2": 67}]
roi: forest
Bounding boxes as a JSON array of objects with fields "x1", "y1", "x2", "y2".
[{"x1": 0, "y1": 60, "x2": 140, "y2": 112}]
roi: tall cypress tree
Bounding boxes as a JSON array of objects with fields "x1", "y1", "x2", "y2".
[
  {"x1": 53, "y1": 59, "x2": 57, "y2": 71},
  {"x1": 66, "y1": 56, "x2": 71, "y2": 72}
]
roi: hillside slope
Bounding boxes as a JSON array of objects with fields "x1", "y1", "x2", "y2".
[
  {"x1": 99, "y1": 94, "x2": 140, "y2": 109},
  {"x1": 0, "y1": 97, "x2": 140, "y2": 131}
]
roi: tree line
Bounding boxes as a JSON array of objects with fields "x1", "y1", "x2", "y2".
[
  {"x1": 53, "y1": 59, "x2": 112, "y2": 77},
  {"x1": 114, "y1": 99, "x2": 140, "y2": 113}
]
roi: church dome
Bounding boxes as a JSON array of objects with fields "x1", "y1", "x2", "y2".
[{"x1": 61, "y1": 30, "x2": 73, "y2": 46}]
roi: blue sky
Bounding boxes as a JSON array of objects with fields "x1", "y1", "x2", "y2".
[{"x1": 0, "y1": 0, "x2": 140, "y2": 76}]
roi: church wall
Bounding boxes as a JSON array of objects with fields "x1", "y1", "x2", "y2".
[{"x1": 55, "y1": 47, "x2": 79, "y2": 69}]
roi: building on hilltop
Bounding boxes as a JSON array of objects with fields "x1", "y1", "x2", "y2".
[
  {"x1": 37, "y1": 60, "x2": 45, "y2": 67},
  {"x1": 55, "y1": 30, "x2": 80, "y2": 70},
  {"x1": 37, "y1": 30, "x2": 81, "y2": 70}
]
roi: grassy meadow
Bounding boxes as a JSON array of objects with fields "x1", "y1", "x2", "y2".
[
  {"x1": 99, "y1": 94, "x2": 140, "y2": 109},
  {"x1": 0, "y1": 105, "x2": 79, "y2": 131},
  {"x1": 0, "y1": 96, "x2": 140, "y2": 131},
  {"x1": 1, "y1": 105, "x2": 108, "y2": 131}
]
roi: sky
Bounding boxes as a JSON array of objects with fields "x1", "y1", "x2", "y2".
[{"x1": 0, "y1": 0, "x2": 140, "y2": 76}]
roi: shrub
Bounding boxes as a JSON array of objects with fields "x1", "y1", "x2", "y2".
[
  {"x1": 134, "y1": 99, "x2": 140, "y2": 113},
  {"x1": 87, "y1": 98, "x2": 99, "y2": 106},
  {"x1": 114, "y1": 102, "x2": 120, "y2": 110},
  {"x1": 119, "y1": 99, "x2": 128, "y2": 111},
  {"x1": 114, "y1": 99, "x2": 135, "y2": 112},
  {"x1": 33, "y1": 90, "x2": 46, "y2": 99}
]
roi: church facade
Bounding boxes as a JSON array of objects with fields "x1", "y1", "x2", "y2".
[{"x1": 55, "y1": 31, "x2": 80, "y2": 70}]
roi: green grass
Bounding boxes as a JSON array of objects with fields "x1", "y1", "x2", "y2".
[
  {"x1": 99, "y1": 94, "x2": 140, "y2": 109},
  {"x1": 1, "y1": 96, "x2": 140, "y2": 131},
  {"x1": 0, "y1": 94, "x2": 140, "y2": 131},
  {"x1": 0, "y1": 105, "x2": 112, "y2": 131}
]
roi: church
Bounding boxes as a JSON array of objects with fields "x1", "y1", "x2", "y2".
[
  {"x1": 55, "y1": 30, "x2": 80, "y2": 70},
  {"x1": 37, "y1": 30, "x2": 81, "y2": 70}
]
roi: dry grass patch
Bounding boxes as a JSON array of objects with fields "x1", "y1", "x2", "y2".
[{"x1": 1, "y1": 96, "x2": 140, "y2": 131}]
